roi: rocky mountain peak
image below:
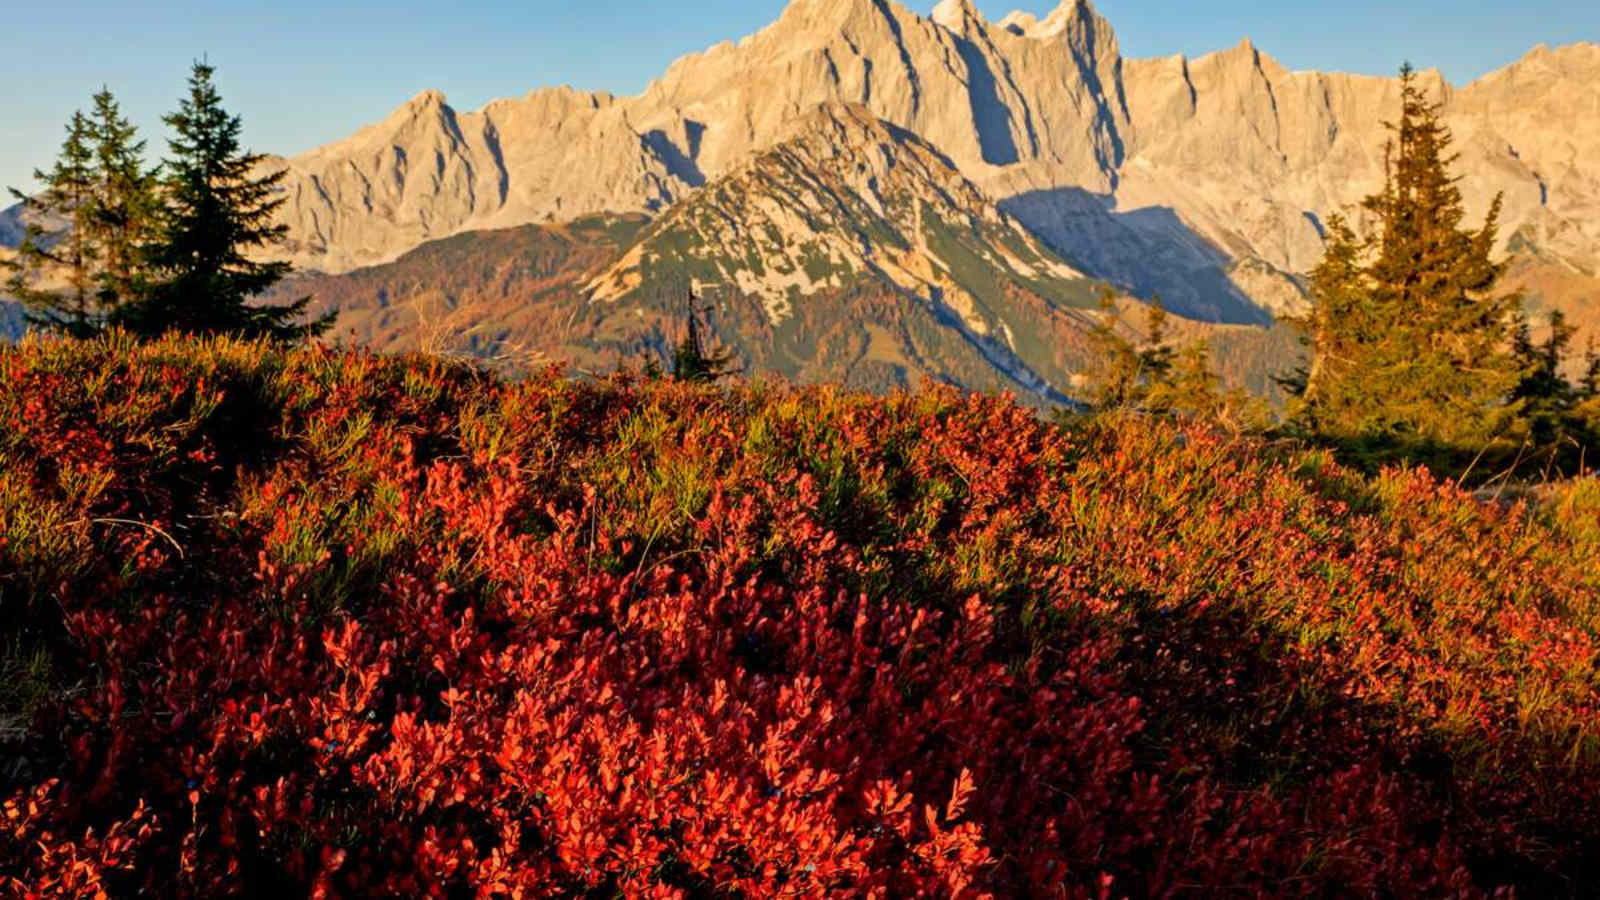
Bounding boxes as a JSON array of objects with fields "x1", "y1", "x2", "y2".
[
  {"x1": 997, "y1": 0, "x2": 1113, "y2": 47},
  {"x1": 259, "y1": 2, "x2": 1600, "y2": 333},
  {"x1": 778, "y1": 101, "x2": 921, "y2": 156},
  {"x1": 406, "y1": 89, "x2": 447, "y2": 111},
  {"x1": 585, "y1": 100, "x2": 1084, "y2": 335},
  {"x1": 996, "y1": 10, "x2": 1038, "y2": 36},
  {"x1": 1480, "y1": 40, "x2": 1600, "y2": 84},
  {"x1": 773, "y1": 0, "x2": 890, "y2": 30},
  {"x1": 931, "y1": 0, "x2": 983, "y2": 31}
]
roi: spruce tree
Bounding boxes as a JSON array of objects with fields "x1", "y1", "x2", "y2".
[
  {"x1": 671, "y1": 292, "x2": 736, "y2": 382},
  {"x1": 1510, "y1": 311, "x2": 1576, "y2": 445},
  {"x1": 1082, "y1": 289, "x2": 1262, "y2": 428},
  {"x1": 3, "y1": 112, "x2": 102, "y2": 336},
  {"x1": 1151, "y1": 340, "x2": 1223, "y2": 421},
  {"x1": 1284, "y1": 215, "x2": 1368, "y2": 423},
  {"x1": 88, "y1": 88, "x2": 160, "y2": 312},
  {"x1": 1509, "y1": 311, "x2": 1600, "y2": 468},
  {"x1": 1291, "y1": 64, "x2": 1522, "y2": 452},
  {"x1": 122, "y1": 61, "x2": 329, "y2": 340},
  {"x1": 1139, "y1": 297, "x2": 1175, "y2": 391}
]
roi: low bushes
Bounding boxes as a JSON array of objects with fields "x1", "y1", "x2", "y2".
[{"x1": 2, "y1": 334, "x2": 1597, "y2": 896}]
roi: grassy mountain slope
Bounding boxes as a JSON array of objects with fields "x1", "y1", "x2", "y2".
[
  {"x1": 3, "y1": 334, "x2": 1600, "y2": 895},
  {"x1": 273, "y1": 214, "x2": 648, "y2": 366},
  {"x1": 585, "y1": 102, "x2": 1105, "y2": 399}
]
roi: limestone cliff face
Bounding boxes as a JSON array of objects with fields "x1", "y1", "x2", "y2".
[
  {"x1": 269, "y1": 87, "x2": 687, "y2": 274},
  {"x1": 267, "y1": 0, "x2": 1599, "y2": 323}
]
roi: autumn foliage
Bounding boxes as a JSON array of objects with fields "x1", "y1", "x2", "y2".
[{"x1": 2, "y1": 333, "x2": 1599, "y2": 897}]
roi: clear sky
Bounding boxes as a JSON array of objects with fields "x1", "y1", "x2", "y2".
[{"x1": 4, "y1": 0, "x2": 1596, "y2": 194}]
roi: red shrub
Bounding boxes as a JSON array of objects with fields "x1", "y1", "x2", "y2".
[{"x1": 1, "y1": 334, "x2": 1597, "y2": 896}]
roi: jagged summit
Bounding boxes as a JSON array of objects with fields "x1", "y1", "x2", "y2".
[
  {"x1": 992, "y1": 0, "x2": 1106, "y2": 40},
  {"x1": 262, "y1": 1, "x2": 1600, "y2": 331},
  {"x1": 996, "y1": 11, "x2": 1038, "y2": 35},
  {"x1": 772, "y1": 0, "x2": 894, "y2": 29},
  {"x1": 407, "y1": 88, "x2": 447, "y2": 109},
  {"x1": 931, "y1": 0, "x2": 983, "y2": 30},
  {"x1": 766, "y1": 103, "x2": 914, "y2": 165}
]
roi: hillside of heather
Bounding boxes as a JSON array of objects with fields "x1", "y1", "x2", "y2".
[{"x1": 3, "y1": 334, "x2": 1600, "y2": 897}]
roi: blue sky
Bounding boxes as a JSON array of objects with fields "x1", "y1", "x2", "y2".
[{"x1": 4, "y1": 0, "x2": 1596, "y2": 193}]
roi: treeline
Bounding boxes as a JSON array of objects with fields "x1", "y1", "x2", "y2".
[
  {"x1": 4, "y1": 62, "x2": 325, "y2": 340},
  {"x1": 1076, "y1": 65, "x2": 1598, "y2": 478}
]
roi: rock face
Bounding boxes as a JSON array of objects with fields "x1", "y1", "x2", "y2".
[
  {"x1": 269, "y1": 87, "x2": 685, "y2": 275},
  {"x1": 0, "y1": 202, "x2": 63, "y2": 249},
  {"x1": 266, "y1": 0, "x2": 1600, "y2": 327},
  {"x1": 0, "y1": 205, "x2": 26, "y2": 248}
]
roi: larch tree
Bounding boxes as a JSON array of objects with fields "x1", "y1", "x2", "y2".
[
  {"x1": 1080, "y1": 288, "x2": 1177, "y2": 412},
  {"x1": 1151, "y1": 340, "x2": 1224, "y2": 421}
]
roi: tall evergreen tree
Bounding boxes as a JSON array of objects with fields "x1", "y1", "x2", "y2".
[
  {"x1": 1290, "y1": 64, "x2": 1522, "y2": 450},
  {"x1": 121, "y1": 61, "x2": 329, "y2": 340},
  {"x1": 88, "y1": 88, "x2": 160, "y2": 312},
  {"x1": 1510, "y1": 310, "x2": 1577, "y2": 447},
  {"x1": 1283, "y1": 215, "x2": 1368, "y2": 421},
  {"x1": 3, "y1": 112, "x2": 102, "y2": 336}
]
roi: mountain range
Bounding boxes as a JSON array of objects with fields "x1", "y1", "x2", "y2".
[
  {"x1": 6, "y1": 0, "x2": 1598, "y2": 396},
  {"x1": 274, "y1": 99, "x2": 1295, "y2": 400}
]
